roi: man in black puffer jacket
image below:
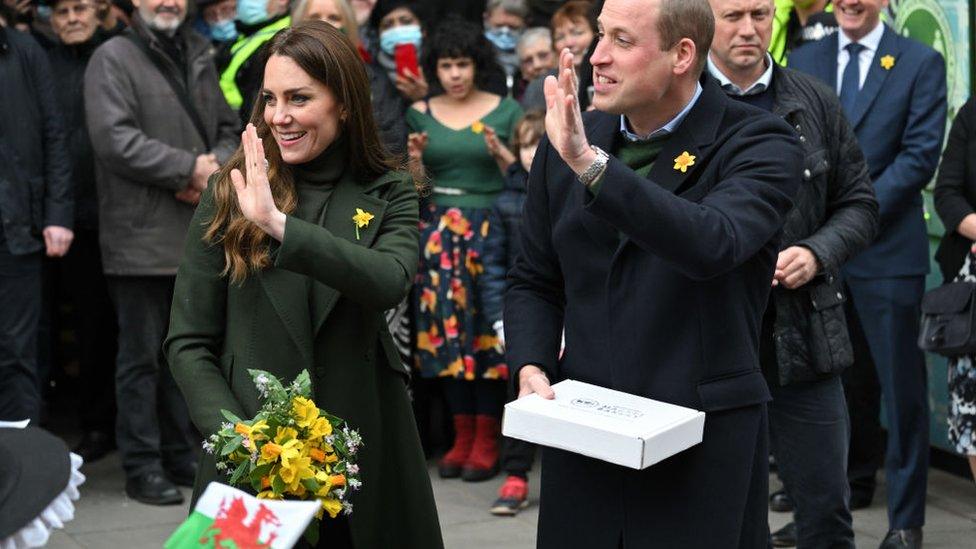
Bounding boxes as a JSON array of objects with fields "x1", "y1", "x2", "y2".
[{"x1": 707, "y1": 0, "x2": 878, "y2": 547}]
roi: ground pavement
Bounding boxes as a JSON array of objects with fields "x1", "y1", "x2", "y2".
[{"x1": 35, "y1": 450, "x2": 976, "y2": 548}]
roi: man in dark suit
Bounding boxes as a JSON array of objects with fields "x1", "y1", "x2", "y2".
[
  {"x1": 790, "y1": 1, "x2": 947, "y2": 547},
  {"x1": 504, "y1": 0, "x2": 802, "y2": 546}
]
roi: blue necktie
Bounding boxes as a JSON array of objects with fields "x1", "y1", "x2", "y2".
[{"x1": 840, "y1": 43, "x2": 865, "y2": 117}]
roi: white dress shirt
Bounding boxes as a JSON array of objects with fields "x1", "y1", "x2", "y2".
[
  {"x1": 836, "y1": 22, "x2": 885, "y2": 94},
  {"x1": 706, "y1": 53, "x2": 775, "y2": 96}
]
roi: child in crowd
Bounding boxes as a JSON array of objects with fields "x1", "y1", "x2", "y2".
[{"x1": 481, "y1": 110, "x2": 545, "y2": 515}]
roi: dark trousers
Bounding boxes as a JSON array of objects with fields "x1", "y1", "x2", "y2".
[
  {"x1": 0, "y1": 244, "x2": 42, "y2": 422},
  {"x1": 442, "y1": 378, "x2": 507, "y2": 417},
  {"x1": 844, "y1": 276, "x2": 928, "y2": 529},
  {"x1": 38, "y1": 229, "x2": 117, "y2": 432},
  {"x1": 106, "y1": 275, "x2": 196, "y2": 477},
  {"x1": 769, "y1": 377, "x2": 855, "y2": 548}
]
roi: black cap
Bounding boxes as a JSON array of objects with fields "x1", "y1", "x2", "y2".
[{"x1": 0, "y1": 428, "x2": 71, "y2": 539}]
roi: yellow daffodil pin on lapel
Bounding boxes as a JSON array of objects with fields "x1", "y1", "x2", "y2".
[
  {"x1": 880, "y1": 55, "x2": 895, "y2": 70},
  {"x1": 471, "y1": 121, "x2": 485, "y2": 134},
  {"x1": 352, "y1": 208, "x2": 374, "y2": 240},
  {"x1": 673, "y1": 151, "x2": 696, "y2": 173}
]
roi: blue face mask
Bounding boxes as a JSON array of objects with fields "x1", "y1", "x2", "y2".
[
  {"x1": 379, "y1": 24, "x2": 422, "y2": 56},
  {"x1": 210, "y1": 18, "x2": 238, "y2": 41},
  {"x1": 485, "y1": 26, "x2": 521, "y2": 52},
  {"x1": 236, "y1": 0, "x2": 269, "y2": 26}
]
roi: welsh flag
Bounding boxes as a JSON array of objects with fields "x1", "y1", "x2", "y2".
[{"x1": 165, "y1": 482, "x2": 319, "y2": 549}]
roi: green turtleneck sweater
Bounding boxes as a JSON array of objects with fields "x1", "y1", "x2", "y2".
[
  {"x1": 291, "y1": 136, "x2": 348, "y2": 225},
  {"x1": 289, "y1": 137, "x2": 348, "y2": 324}
]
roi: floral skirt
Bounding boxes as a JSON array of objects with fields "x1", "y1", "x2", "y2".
[
  {"x1": 412, "y1": 204, "x2": 507, "y2": 381},
  {"x1": 947, "y1": 250, "x2": 976, "y2": 455}
]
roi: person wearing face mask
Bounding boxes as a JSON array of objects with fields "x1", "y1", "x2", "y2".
[
  {"x1": 483, "y1": 0, "x2": 528, "y2": 95},
  {"x1": 166, "y1": 21, "x2": 444, "y2": 549},
  {"x1": 769, "y1": 0, "x2": 837, "y2": 66},
  {"x1": 367, "y1": 0, "x2": 427, "y2": 103},
  {"x1": 192, "y1": 0, "x2": 237, "y2": 45},
  {"x1": 217, "y1": 0, "x2": 290, "y2": 123},
  {"x1": 83, "y1": 0, "x2": 240, "y2": 505}
]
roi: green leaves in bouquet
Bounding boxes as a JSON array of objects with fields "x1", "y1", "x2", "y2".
[
  {"x1": 301, "y1": 476, "x2": 320, "y2": 494},
  {"x1": 228, "y1": 459, "x2": 249, "y2": 486},
  {"x1": 249, "y1": 463, "x2": 273, "y2": 492},
  {"x1": 221, "y1": 409, "x2": 243, "y2": 425},
  {"x1": 249, "y1": 368, "x2": 288, "y2": 403},
  {"x1": 291, "y1": 370, "x2": 312, "y2": 398},
  {"x1": 220, "y1": 435, "x2": 243, "y2": 457}
]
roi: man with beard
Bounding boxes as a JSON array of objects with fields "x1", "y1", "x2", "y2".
[
  {"x1": 46, "y1": 0, "x2": 119, "y2": 464},
  {"x1": 84, "y1": 0, "x2": 239, "y2": 504}
]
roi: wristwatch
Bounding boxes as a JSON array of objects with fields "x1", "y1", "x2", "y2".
[{"x1": 577, "y1": 145, "x2": 610, "y2": 187}]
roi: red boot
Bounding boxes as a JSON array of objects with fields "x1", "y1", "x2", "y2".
[
  {"x1": 438, "y1": 415, "x2": 475, "y2": 478},
  {"x1": 462, "y1": 415, "x2": 500, "y2": 482}
]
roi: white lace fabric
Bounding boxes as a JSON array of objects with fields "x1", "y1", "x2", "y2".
[{"x1": 0, "y1": 453, "x2": 86, "y2": 549}]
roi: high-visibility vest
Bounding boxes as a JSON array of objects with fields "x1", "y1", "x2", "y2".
[
  {"x1": 769, "y1": 0, "x2": 834, "y2": 66},
  {"x1": 219, "y1": 15, "x2": 292, "y2": 110}
]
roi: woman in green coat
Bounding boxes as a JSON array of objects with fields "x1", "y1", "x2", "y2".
[{"x1": 164, "y1": 21, "x2": 443, "y2": 548}]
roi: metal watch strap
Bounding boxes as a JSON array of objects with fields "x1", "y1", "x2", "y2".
[{"x1": 577, "y1": 145, "x2": 610, "y2": 187}]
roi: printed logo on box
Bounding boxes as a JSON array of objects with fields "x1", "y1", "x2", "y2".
[{"x1": 570, "y1": 398, "x2": 644, "y2": 419}]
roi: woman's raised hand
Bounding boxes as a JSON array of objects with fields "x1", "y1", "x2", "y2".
[{"x1": 230, "y1": 124, "x2": 286, "y2": 241}]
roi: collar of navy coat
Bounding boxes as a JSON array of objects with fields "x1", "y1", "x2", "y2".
[
  {"x1": 578, "y1": 74, "x2": 731, "y2": 252},
  {"x1": 259, "y1": 170, "x2": 398, "y2": 367},
  {"x1": 806, "y1": 23, "x2": 902, "y2": 129}
]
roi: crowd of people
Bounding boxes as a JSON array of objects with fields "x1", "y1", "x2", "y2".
[{"x1": 0, "y1": 0, "x2": 972, "y2": 547}]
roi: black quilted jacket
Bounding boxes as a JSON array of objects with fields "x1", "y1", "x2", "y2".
[{"x1": 767, "y1": 65, "x2": 879, "y2": 385}]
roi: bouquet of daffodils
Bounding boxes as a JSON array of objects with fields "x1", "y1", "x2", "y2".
[{"x1": 203, "y1": 369, "x2": 363, "y2": 542}]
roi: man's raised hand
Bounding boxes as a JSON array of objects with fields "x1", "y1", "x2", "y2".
[{"x1": 543, "y1": 48, "x2": 595, "y2": 175}]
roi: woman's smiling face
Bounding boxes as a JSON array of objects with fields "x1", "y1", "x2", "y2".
[{"x1": 262, "y1": 54, "x2": 343, "y2": 164}]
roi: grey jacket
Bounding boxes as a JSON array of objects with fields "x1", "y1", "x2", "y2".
[
  {"x1": 768, "y1": 65, "x2": 879, "y2": 385},
  {"x1": 84, "y1": 16, "x2": 238, "y2": 275}
]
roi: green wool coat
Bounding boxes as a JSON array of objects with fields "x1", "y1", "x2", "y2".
[{"x1": 164, "y1": 169, "x2": 443, "y2": 549}]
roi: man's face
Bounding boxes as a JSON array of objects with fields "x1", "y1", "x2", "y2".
[
  {"x1": 132, "y1": 0, "x2": 186, "y2": 31},
  {"x1": 519, "y1": 37, "x2": 554, "y2": 80},
  {"x1": 708, "y1": 0, "x2": 772, "y2": 76},
  {"x1": 51, "y1": 0, "x2": 99, "y2": 44},
  {"x1": 834, "y1": 0, "x2": 887, "y2": 41},
  {"x1": 201, "y1": 0, "x2": 234, "y2": 24},
  {"x1": 590, "y1": 0, "x2": 678, "y2": 119},
  {"x1": 485, "y1": 7, "x2": 525, "y2": 31}
]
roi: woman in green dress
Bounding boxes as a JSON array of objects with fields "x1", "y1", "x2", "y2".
[
  {"x1": 164, "y1": 21, "x2": 442, "y2": 548},
  {"x1": 406, "y1": 17, "x2": 523, "y2": 482}
]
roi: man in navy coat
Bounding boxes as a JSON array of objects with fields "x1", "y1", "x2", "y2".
[
  {"x1": 504, "y1": 0, "x2": 802, "y2": 546},
  {"x1": 790, "y1": 1, "x2": 946, "y2": 547}
]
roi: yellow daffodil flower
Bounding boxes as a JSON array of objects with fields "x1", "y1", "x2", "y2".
[
  {"x1": 307, "y1": 417, "x2": 333, "y2": 441},
  {"x1": 257, "y1": 490, "x2": 282, "y2": 500},
  {"x1": 673, "y1": 151, "x2": 696, "y2": 173},
  {"x1": 320, "y1": 497, "x2": 343, "y2": 519},
  {"x1": 291, "y1": 396, "x2": 319, "y2": 428},
  {"x1": 279, "y1": 454, "x2": 314, "y2": 492},
  {"x1": 471, "y1": 121, "x2": 485, "y2": 134},
  {"x1": 259, "y1": 442, "x2": 283, "y2": 464},
  {"x1": 352, "y1": 208, "x2": 374, "y2": 240},
  {"x1": 234, "y1": 420, "x2": 268, "y2": 450},
  {"x1": 309, "y1": 447, "x2": 327, "y2": 463},
  {"x1": 274, "y1": 426, "x2": 299, "y2": 444},
  {"x1": 880, "y1": 55, "x2": 895, "y2": 70}
]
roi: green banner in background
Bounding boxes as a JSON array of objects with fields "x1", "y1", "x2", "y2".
[{"x1": 887, "y1": 0, "x2": 971, "y2": 453}]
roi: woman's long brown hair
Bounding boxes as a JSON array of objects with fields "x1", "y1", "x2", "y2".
[{"x1": 205, "y1": 20, "x2": 398, "y2": 284}]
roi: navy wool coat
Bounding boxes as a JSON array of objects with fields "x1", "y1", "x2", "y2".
[{"x1": 504, "y1": 77, "x2": 802, "y2": 547}]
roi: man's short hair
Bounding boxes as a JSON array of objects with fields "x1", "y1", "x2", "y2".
[
  {"x1": 485, "y1": 0, "x2": 529, "y2": 20},
  {"x1": 656, "y1": 0, "x2": 714, "y2": 75}
]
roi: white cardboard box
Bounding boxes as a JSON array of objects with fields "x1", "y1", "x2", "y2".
[{"x1": 502, "y1": 379, "x2": 706, "y2": 470}]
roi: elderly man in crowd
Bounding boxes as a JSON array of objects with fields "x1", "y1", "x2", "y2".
[
  {"x1": 706, "y1": 0, "x2": 879, "y2": 546},
  {"x1": 84, "y1": 0, "x2": 238, "y2": 505},
  {"x1": 0, "y1": 6, "x2": 73, "y2": 425},
  {"x1": 46, "y1": 0, "x2": 120, "y2": 464},
  {"x1": 506, "y1": 0, "x2": 803, "y2": 545}
]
